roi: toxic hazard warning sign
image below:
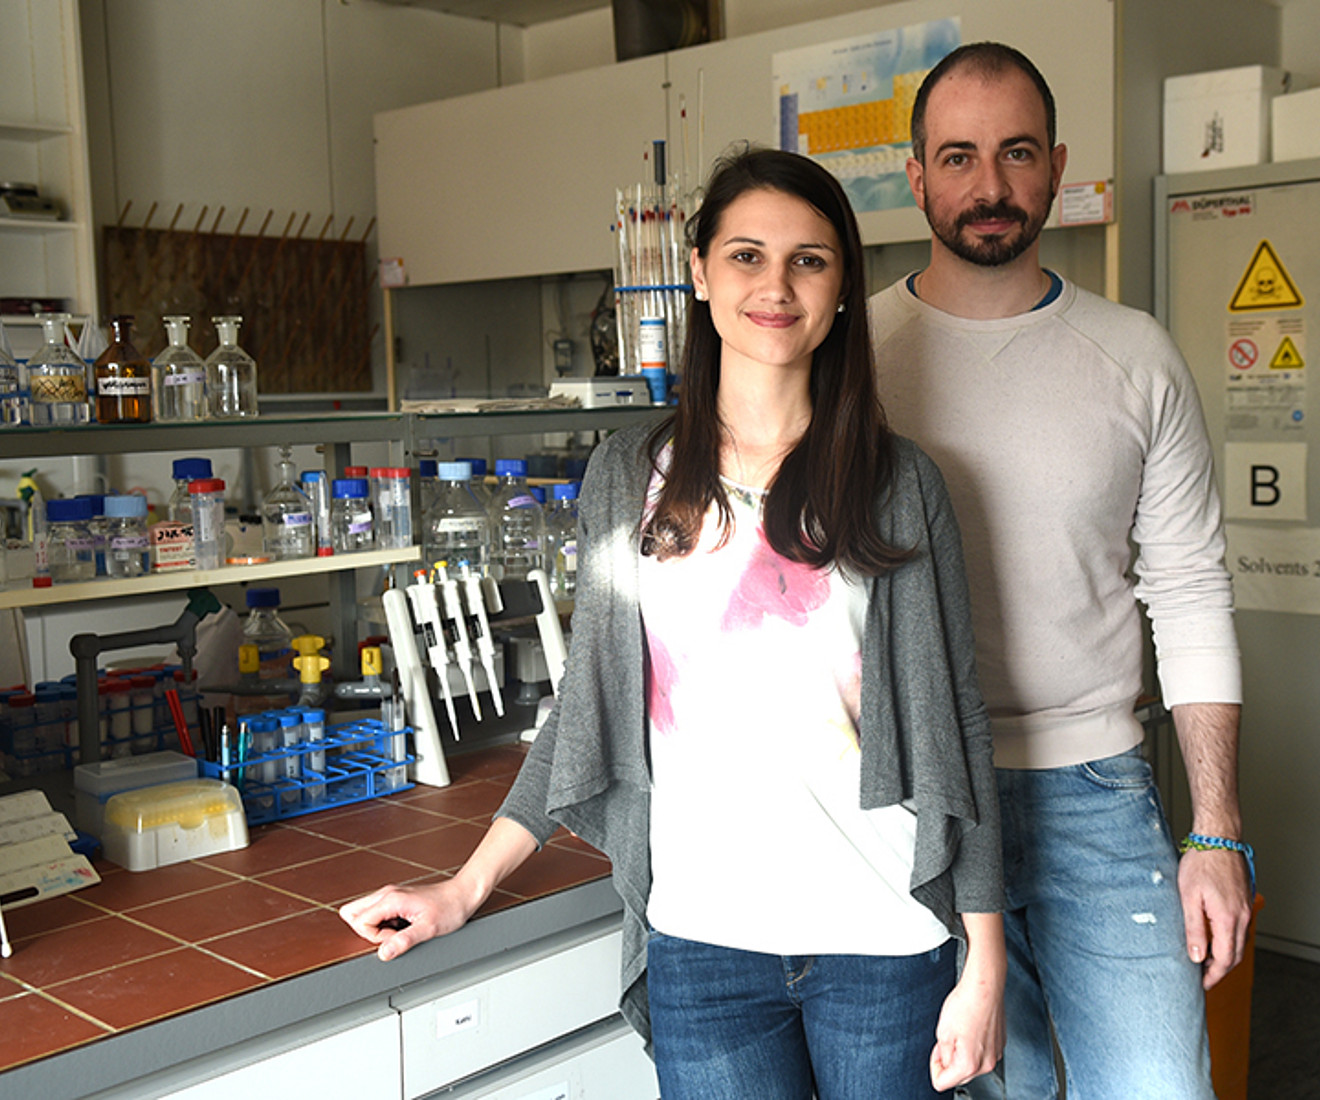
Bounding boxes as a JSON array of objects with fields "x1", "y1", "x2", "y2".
[{"x1": 1229, "y1": 240, "x2": 1304, "y2": 311}]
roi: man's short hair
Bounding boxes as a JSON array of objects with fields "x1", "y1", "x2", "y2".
[{"x1": 910, "y1": 42, "x2": 1057, "y2": 162}]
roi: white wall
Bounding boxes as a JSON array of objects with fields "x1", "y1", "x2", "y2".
[
  {"x1": 1280, "y1": 0, "x2": 1320, "y2": 81},
  {"x1": 523, "y1": 6, "x2": 615, "y2": 81}
]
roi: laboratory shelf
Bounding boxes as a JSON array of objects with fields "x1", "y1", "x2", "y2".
[
  {"x1": 0, "y1": 405, "x2": 666, "y2": 459},
  {"x1": 0, "y1": 545, "x2": 419, "y2": 610}
]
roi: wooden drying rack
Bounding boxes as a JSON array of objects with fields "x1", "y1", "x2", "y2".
[{"x1": 102, "y1": 203, "x2": 378, "y2": 394}]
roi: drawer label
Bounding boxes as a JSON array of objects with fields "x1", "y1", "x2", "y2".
[{"x1": 436, "y1": 997, "x2": 480, "y2": 1039}]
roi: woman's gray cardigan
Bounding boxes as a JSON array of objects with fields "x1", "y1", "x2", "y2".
[{"x1": 496, "y1": 422, "x2": 1003, "y2": 1046}]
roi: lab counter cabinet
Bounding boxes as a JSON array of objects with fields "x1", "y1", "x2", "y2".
[{"x1": 149, "y1": 919, "x2": 657, "y2": 1100}]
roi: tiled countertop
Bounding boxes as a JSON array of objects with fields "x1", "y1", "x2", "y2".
[{"x1": 0, "y1": 744, "x2": 612, "y2": 1079}]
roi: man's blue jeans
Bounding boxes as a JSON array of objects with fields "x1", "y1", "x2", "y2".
[
  {"x1": 964, "y1": 748, "x2": 1215, "y2": 1100},
  {"x1": 647, "y1": 932, "x2": 954, "y2": 1099}
]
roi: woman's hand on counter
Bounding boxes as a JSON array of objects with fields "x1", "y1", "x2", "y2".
[{"x1": 338, "y1": 816, "x2": 540, "y2": 961}]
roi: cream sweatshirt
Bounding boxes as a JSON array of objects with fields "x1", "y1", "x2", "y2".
[{"x1": 869, "y1": 276, "x2": 1240, "y2": 768}]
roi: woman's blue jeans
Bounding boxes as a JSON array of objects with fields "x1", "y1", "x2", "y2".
[
  {"x1": 963, "y1": 748, "x2": 1215, "y2": 1100},
  {"x1": 647, "y1": 932, "x2": 954, "y2": 1099}
]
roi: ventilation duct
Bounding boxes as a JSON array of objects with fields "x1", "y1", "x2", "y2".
[{"x1": 613, "y1": 0, "x2": 712, "y2": 62}]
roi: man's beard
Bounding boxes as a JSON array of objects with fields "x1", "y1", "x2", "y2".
[{"x1": 928, "y1": 198, "x2": 1050, "y2": 267}]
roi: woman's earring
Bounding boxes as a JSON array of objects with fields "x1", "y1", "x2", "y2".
[
  {"x1": 836, "y1": 301, "x2": 846, "y2": 314},
  {"x1": 694, "y1": 289, "x2": 707, "y2": 302}
]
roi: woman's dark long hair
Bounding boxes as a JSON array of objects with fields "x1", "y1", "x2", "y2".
[{"x1": 643, "y1": 145, "x2": 910, "y2": 575}]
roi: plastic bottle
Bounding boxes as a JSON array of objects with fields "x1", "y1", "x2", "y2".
[
  {"x1": 188, "y1": 478, "x2": 227, "y2": 570},
  {"x1": 489, "y1": 459, "x2": 546, "y2": 580},
  {"x1": 423, "y1": 461, "x2": 490, "y2": 575},
  {"x1": 46, "y1": 498, "x2": 96, "y2": 583},
  {"x1": 261, "y1": 446, "x2": 314, "y2": 560},
  {"x1": 104, "y1": 494, "x2": 150, "y2": 578},
  {"x1": 93, "y1": 315, "x2": 152, "y2": 424},
  {"x1": 152, "y1": 315, "x2": 208, "y2": 422},
  {"x1": 168, "y1": 457, "x2": 213, "y2": 524},
  {"x1": 27, "y1": 313, "x2": 89, "y2": 425},
  {"x1": 330, "y1": 478, "x2": 374, "y2": 552},
  {"x1": 241, "y1": 587, "x2": 295, "y2": 695},
  {"x1": 370, "y1": 466, "x2": 413, "y2": 550},
  {"x1": 545, "y1": 481, "x2": 579, "y2": 599},
  {"x1": 205, "y1": 315, "x2": 259, "y2": 419}
]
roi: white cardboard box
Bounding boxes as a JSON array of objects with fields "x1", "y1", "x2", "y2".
[
  {"x1": 1272, "y1": 86, "x2": 1320, "y2": 163},
  {"x1": 1164, "y1": 65, "x2": 1291, "y2": 174}
]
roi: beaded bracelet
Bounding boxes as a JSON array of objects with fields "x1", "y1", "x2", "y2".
[{"x1": 1179, "y1": 833, "x2": 1256, "y2": 898}]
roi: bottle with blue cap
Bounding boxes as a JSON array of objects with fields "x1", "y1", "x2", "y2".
[
  {"x1": 104, "y1": 494, "x2": 150, "y2": 578},
  {"x1": 168, "y1": 457, "x2": 213, "y2": 524},
  {"x1": 489, "y1": 459, "x2": 545, "y2": 580},
  {"x1": 241, "y1": 587, "x2": 295, "y2": 689},
  {"x1": 46, "y1": 498, "x2": 95, "y2": 583},
  {"x1": 330, "y1": 478, "x2": 374, "y2": 552},
  {"x1": 544, "y1": 482, "x2": 580, "y2": 599},
  {"x1": 423, "y1": 460, "x2": 490, "y2": 574}
]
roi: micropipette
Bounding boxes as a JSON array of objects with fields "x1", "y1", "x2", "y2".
[
  {"x1": 461, "y1": 564, "x2": 504, "y2": 716},
  {"x1": 381, "y1": 586, "x2": 451, "y2": 787},
  {"x1": 405, "y1": 570, "x2": 459, "y2": 737},
  {"x1": 437, "y1": 563, "x2": 481, "y2": 720}
]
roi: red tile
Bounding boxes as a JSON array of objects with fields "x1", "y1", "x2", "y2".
[
  {"x1": 0, "y1": 894, "x2": 107, "y2": 941},
  {"x1": 129, "y1": 880, "x2": 315, "y2": 943},
  {"x1": 445, "y1": 746, "x2": 527, "y2": 783},
  {"x1": 46, "y1": 947, "x2": 263, "y2": 1030},
  {"x1": 204, "y1": 908, "x2": 373, "y2": 980},
  {"x1": 0, "y1": 914, "x2": 179, "y2": 987},
  {"x1": 74, "y1": 861, "x2": 237, "y2": 913},
  {"x1": 472, "y1": 888, "x2": 523, "y2": 919},
  {"x1": 370, "y1": 820, "x2": 490, "y2": 873},
  {"x1": 0, "y1": 990, "x2": 111, "y2": 1073},
  {"x1": 295, "y1": 801, "x2": 449, "y2": 846},
  {"x1": 257, "y1": 848, "x2": 433, "y2": 907},
  {"x1": 546, "y1": 829, "x2": 609, "y2": 861},
  {"x1": 390, "y1": 778, "x2": 512, "y2": 822},
  {"x1": 196, "y1": 823, "x2": 351, "y2": 876},
  {"x1": 498, "y1": 846, "x2": 611, "y2": 900}
]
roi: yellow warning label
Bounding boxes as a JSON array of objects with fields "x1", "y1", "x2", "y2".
[
  {"x1": 1229, "y1": 240, "x2": 1304, "y2": 312},
  {"x1": 1270, "y1": 335, "x2": 1304, "y2": 369}
]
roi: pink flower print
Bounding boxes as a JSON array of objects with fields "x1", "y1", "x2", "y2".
[
  {"x1": 722, "y1": 530, "x2": 831, "y2": 631},
  {"x1": 645, "y1": 628, "x2": 678, "y2": 736}
]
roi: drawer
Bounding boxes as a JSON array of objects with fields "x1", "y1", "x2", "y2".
[
  {"x1": 428, "y1": 1015, "x2": 658, "y2": 1100},
  {"x1": 399, "y1": 922, "x2": 623, "y2": 1098}
]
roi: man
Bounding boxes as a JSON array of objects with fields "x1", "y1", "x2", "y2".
[{"x1": 868, "y1": 42, "x2": 1253, "y2": 1099}]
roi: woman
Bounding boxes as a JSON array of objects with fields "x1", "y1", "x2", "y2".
[{"x1": 341, "y1": 147, "x2": 1004, "y2": 1097}]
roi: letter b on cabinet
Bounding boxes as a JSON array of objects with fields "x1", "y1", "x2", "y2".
[{"x1": 1225, "y1": 443, "x2": 1307, "y2": 521}]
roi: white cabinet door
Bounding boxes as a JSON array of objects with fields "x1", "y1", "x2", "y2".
[
  {"x1": 155, "y1": 1013, "x2": 401, "y2": 1100},
  {"x1": 374, "y1": 55, "x2": 666, "y2": 287},
  {"x1": 440, "y1": 1017, "x2": 658, "y2": 1100},
  {"x1": 400, "y1": 927, "x2": 624, "y2": 1098}
]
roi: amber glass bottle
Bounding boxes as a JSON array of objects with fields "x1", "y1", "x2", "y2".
[{"x1": 94, "y1": 315, "x2": 152, "y2": 423}]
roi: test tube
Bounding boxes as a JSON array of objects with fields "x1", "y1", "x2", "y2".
[
  {"x1": 278, "y1": 711, "x2": 303, "y2": 809},
  {"x1": 301, "y1": 708, "x2": 325, "y2": 804}
]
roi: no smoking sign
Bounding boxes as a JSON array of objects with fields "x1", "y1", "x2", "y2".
[{"x1": 1230, "y1": 338, "x2": 1259, "y2": 370}]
